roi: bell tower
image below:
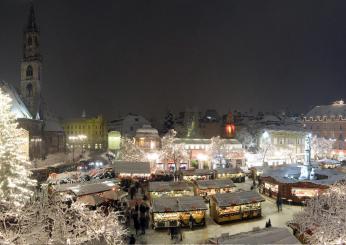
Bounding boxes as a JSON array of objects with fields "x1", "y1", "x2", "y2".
[{"x1": 20, "y1": 2, "x2": 42, "y2": 118}]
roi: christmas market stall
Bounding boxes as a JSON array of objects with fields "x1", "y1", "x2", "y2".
[
  {"x1": 194, "y1": 179, "x2": 236, "y2": 200},
  {"x1": 151, "y1": 196, "x2": 207, "y2": 229},
  {"x1": 53, "y1": 179, "x2": 123, "y2": 206},
  {"x1": 210, "y1": 191, "x2": 265, "y2": 223},
  {"x1": 180, "y1": 169, "x2": 214, "y2": 182},
  {"x1": 259, "y1": 165, "x2": 346, "y2": 204},
  {"x1": 148, "y1": 181, "x2": 194, "y2": 201},
  {"x1": 215, "y1": 168, "x2": 245, "y2": 183},
  {"x1": 207, "y1": 227, "x2": 300, "y2": 244},
  {"x1": 113, "y1": 161, "x2": 151, "y2": 180}
]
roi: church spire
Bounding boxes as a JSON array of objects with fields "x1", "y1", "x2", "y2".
[{"x1": 26, "y1": 2, "x2": 38, "y2": 32}]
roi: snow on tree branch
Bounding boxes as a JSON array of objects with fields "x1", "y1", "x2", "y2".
[{"x1": 291, "y1": 181, "x2": 346, "y2": 244}]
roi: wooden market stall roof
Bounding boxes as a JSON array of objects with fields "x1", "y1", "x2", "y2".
[
  {"x1": 215, "y1": 167, "x2": 244, "y2": 174},
  {"x1": 209, "y1": 227, "x2": 300, "y2": 244},
  {"x1": 152, "y1": 196, "x2": 207, "y2": 213},
  {"x1": 148, "y1": 181, "x2": 193, "y2": 192},
  {"x1": 213, "y1": 191, "x2": 265, "y2": 207},
  {"x1": 180, "y1": 169, "x2": 214, "y2": 176},
  {"x1": 113, "y1": 161, "x2": 151, "y2": 174},
  {"x1": 54, "y1": 179, "x2": 117, "y2": 197},
  {"x1": 195, "y1": 179, "x2": 236, "y2": 190}
]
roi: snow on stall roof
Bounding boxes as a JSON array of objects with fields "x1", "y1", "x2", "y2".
[
  {"x1": 152, "y1": 196, "x2": 207, "y2": 213},
  {"x1": 181, "y1": 169, "x2": 214, "y2": 176},
  {"x1": 262, "y1": 165, "x2": 346, "y2": 185},
  {"x1": 317, "y1": 158, "x2": 340, "y2": 164},
  {"x1": 54, "y1": 179, "x2": 116, "y2": 196},
  {"x1": 195, "y1": 179, "x2": 236, "y2": 190},
  {"x1": 148, "y1": 181, "x2": 193, "y2": 192},
  {"x1": 113, "y1": 161, "x2": 150, "y2": 174},
  {"x1": 215, "y1": 167, "x2": 244, "y2": 174},
  {"x1": 214, "y1": 227, "x2": 300, "y2": 244},
  {"x1": 213, "y1": 191, "x2": 265, "y2": 207}
]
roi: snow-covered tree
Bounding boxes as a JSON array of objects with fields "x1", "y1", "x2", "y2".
[
  {"x1": 0, "y1": 193, "x2": 126, "y2": 244},
  {"x1": 311, "y1": 136, "x2": 333, "y2": 159},
  {"x1": 235, "y1": 127, "x2": 256, "y2": 150},
  {"x1": 160, "y1": 129, "x2": 188, "y2": 169},
  {"x1": 208, "y1": 136, "x2": 229, "y2": 168},
  {"x1": 118, "y1": 137, "x2": 144, "y2": 162},
  {"x1": 0, "y1": 88, "x2": 36, "y2": 209},
  {"x1": 291, "y1": 181, "x2": 346, "y2": 244}
]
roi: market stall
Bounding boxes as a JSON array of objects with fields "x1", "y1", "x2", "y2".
[
  {"x1": 113, "y1": 161, "x2": 151, "y2": 179},
  {"x1": 194, "y1": 179, "x2": 236, "y2": 200},
  {"x1": 210, "y1": 191, "x2": 265, "y2": 223},
  {"x1": 148, "y1": 181, "x2": 194, "y2": 200},
  {"x1": 180, "y1": 169, "x2": 214, "y2": 182},
  {"x1": 215, "y1": 168, "x2": 245, "y2": 182},
  {"x1": 259, "y1": 165, "x2": 346, "y2": 204},
  {"x1": 151, "y1": 196, "x2": 207, "y2": 229}
]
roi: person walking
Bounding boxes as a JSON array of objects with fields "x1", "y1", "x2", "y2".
[
  {"x1": 134, "y1": 219, "x2": 140, "y2": 236},
  {"x1": 139, "y1": 215, "x2": 146, "y2": 235},
  {"x1": 189, "y1": 214, "x2": 194, "y2": 230}
]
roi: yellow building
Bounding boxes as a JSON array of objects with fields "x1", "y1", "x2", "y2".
[{"x1": 63, "y1": 115, "x2": 107, "y2": 150}]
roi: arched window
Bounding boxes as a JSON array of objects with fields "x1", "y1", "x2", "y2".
[
  {"x1": 26, "y1": 65, "x2": 33, "y2": 78},
  {"x1": 35, "y1": 36, "x2": 39, "y2": 46},
  {"x1": 28, "y1": 36, "x2": 32, "y2": 46}
]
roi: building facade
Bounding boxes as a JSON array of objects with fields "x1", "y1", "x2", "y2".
[
  {"x1": 134, "y1": 125, "x2": 161, "y2": 151},
  {"x1": 63, "y1": 115, "x2": 107, "y2": 150},
  {"x1": 108, "y1": 114, "x2": 150, "y2": 138},
  {"x1": 304, "y1": 100, "x2": 346, "y2": 157}
]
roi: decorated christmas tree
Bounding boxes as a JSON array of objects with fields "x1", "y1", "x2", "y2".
[{"x1": 0, "y1": 88, "x2": 36, "y2": 208}]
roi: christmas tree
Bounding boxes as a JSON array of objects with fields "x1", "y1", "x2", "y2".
[{"x1": 0, "y1": 88, "x2": 36, "y2": 208}]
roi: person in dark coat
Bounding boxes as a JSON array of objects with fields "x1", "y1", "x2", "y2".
[
  {"x1": 134, "y1": 219, "x2": 140, "y2": 235},
  {"x1": 129, "y1": 234, "x2": 136, "y2": 244},
  {"x1": 189, "y1": 214, "x2": 194, "y2": 230},
  {"x1": 139, "y1": 216, "x2": 146, "y2": 234}
]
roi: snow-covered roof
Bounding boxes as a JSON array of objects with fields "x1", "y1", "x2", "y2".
[
  {"x1": 306, "y1": 102, "x2": 346, "y2": 118},
  {"x1": 54, "y1": 179, "x2": 116, "y2": 196},
  {"x1": 0, "y1": 81, "x2": 32, "y2": 119},
  {"x1": 213, "y1": 191, "x2": 265, "y2": 207},
  {"x1": 148, "y1": 181, "x2": 193, "y2": 192},
  {"x1": 113, "y1": 161, "x2": 150, "y2": 174},
  {"x1": 215, "y1": 167, "x2": 244, "y2": 174},
  {"x1": 152, "y1": 196, "x2": 207, "y2": 213},
  {"x1": 136, "y1": 124, "x2": 159, "y2": 135},
  {"x1": 213, "y1": 227, "x2": 300, "y2": 244},
  {"x1": 180, "y1": 169, "x2": 214, "y2": 176},
  {"x1": 195, "y1": 179, "x2": 235, "y2": 190},
  {"x1": 262, "y1": 165, "x2": 346, "y2": 185},
  {"x1": 260, "y1": 114, "x2": 281, "y2": 122}
]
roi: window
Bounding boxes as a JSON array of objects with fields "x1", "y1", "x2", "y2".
[{"x1": 26, "y1": 65, "x2": 33, "y2": 78}]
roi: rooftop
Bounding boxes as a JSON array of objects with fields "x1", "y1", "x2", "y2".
[
  {"x1": 213, "y1": 191, "x2": 265, "y2": 207},
  {"x1": 148, "y1": 181, "x2": 193, "y2": 192},
  {"x1": 261, "y1": 164, "x2": 346, "y2": 185},
  {"x1": 152, "y1": 196, "x2": 207, "y2": 213},
  {"x1": 195, "y1": 179, "x2": 236, "y2": 189},
  {"x1": 210, "y1": 227, "x2": 300, "y2": 244}
]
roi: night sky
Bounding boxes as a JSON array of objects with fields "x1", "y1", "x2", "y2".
[{"x1": 1, "y1": 0, "x2": 346, "y2": 120}]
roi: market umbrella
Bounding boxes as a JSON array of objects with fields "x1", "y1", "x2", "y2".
[{"x1": 78, "y1": 194, "x2": 104, "y2": 206}]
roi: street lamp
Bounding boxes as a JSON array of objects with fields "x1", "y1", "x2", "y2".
[{"x1": 68, "y1": 134, "x2": 87, "y2": 162}]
